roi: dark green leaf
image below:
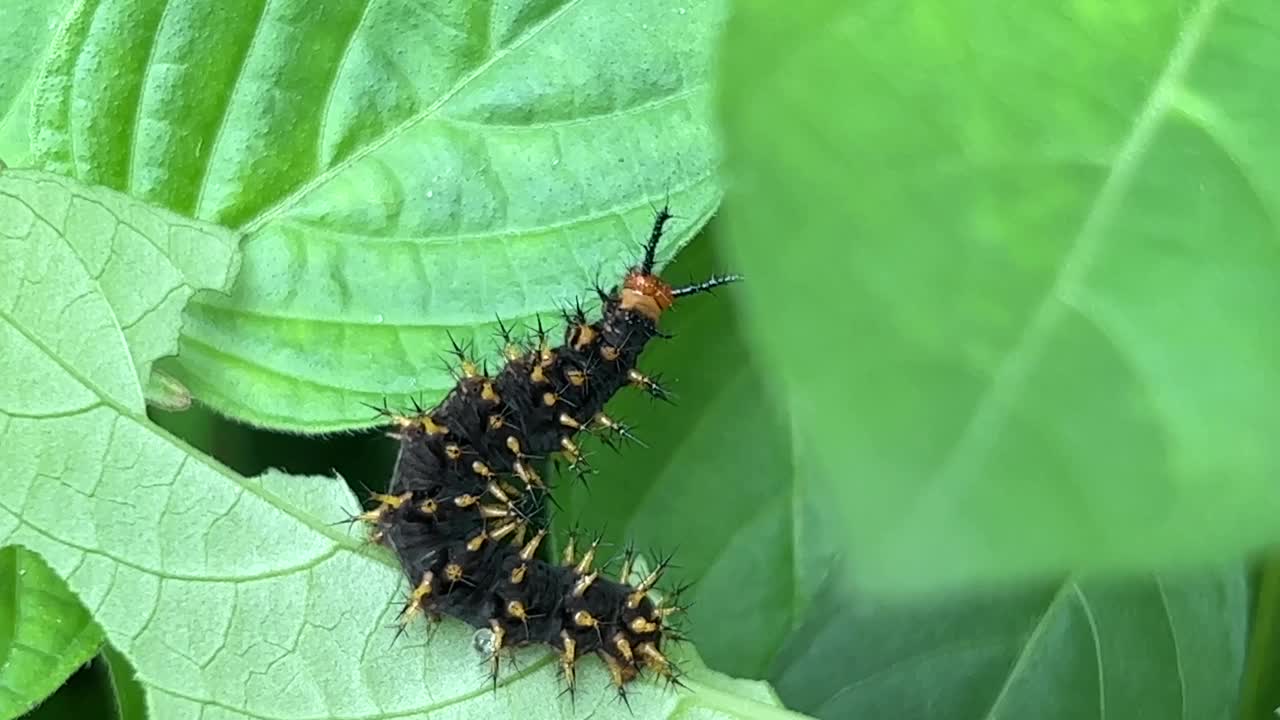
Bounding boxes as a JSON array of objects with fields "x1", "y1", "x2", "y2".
[
  {"x1": 103, "y1": 644, "x2": 146, "y2": 720},
  {"x1": 771, "y1": 569, "x2": 1247, "y2": 720},
  {"x1": 32, "y1": 0, "x2": 725, "y2": 431},
  {"x1": 0, "y1": 548, "x2": 103, "y2": 718},
  {"x1": 718, "y1": 0, "x2": 1280, "y2": 591}
]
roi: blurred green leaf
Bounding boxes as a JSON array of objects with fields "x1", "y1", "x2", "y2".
[
  {"x1": 559, "y1": 233, "x2": 1250, "y2": 719},
  {"x1": 1239, "y1": 554, "x2": 1280, "y2": 720},
  {"x1": 31, "y1": 0, "x2": 725, "y2": 432},
  {"x1": 771, "y1": 568, "x2": 1247, "y2": 720},
  {"x1": 0, "y1": 0, "x2": 73, "y2": 165},
  {"x1": 0, "y1": 166, "x2": 806, "y2": 720},
  {"x1": 0, "y1": 548, "x2": 103, "y2": 719},
  {"x1": 718, "y1": 0, "x2": 1280, "y2": 591}
]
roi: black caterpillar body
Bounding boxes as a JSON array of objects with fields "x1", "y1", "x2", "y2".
[{"x1": 357, "y1": 207, "x2": 738, "y2": 694}]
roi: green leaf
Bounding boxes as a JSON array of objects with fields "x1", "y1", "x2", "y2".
[
  {"x1": 717, "y1": 0, "x2": 1280, "y2": 591},
  {"x1": 0, "y1": 547, "x2": 103, "y2": 718},
  {"x1": 0, "y1": 170, "x2": 806, "y2": 720},
  {"x1": 103, "y1": 644, "x2": 147, "y2": 720},
  {"x1": 552, "y1": 232, "x2": 1250, "y2": 719},
  {"x1": 771, "y1": 568, "x2": 1247, "y2": 720},
  {"x1": 17, "y1": 654, "x2": 119, "y2": 720},
  {"x1": 31, "y1": 0, "x2": 726, "y2": 432},
  {"x1": 0, "y1": 169, "x2": 237, "y2": 719},
  {"x1": 0, "y1": 0, "x2": 73, "y2": 165},
  {"x1": 0, "y1": 169, "x2": 241, "y2": 401}
]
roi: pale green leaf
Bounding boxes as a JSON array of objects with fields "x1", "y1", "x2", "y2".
[
  {"x1": 0, "y1": 170, "x2": 807, "y2": 720},
  {"x1": 31, "y1": 0, "x2": 725, "y2": 431},
  {"x1": 0, "y1": 169, "x2": 240, "y2": 404},
  {"x1": 718, "y1": 0, "x2": 1280, "y2": 591},
  {"x1": 0, "y1": 0, "x2": 73, "y2": 165},
  {"x1": 0, "y1": 547, "x2": 103, "y2": 719},
  {"x1": 0, "y1": 169, "x2": 238, "y2": 719}
]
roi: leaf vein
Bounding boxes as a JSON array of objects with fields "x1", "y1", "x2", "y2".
[
  {"x1": 1072, "y1": 583, "x2": 1106, "y2": 720},
  {"x1": 192, "y1": 0, "x2": 273, "y2": 221},
  {"x1": 241, "y1": 0, "x2": 587, "y2": 234},
  {"x1": 918, "y1": 0, "x2": 1224, "y2": 497},
  {"x1": 125, "y1": 0, "x2": 172, "y2": 195},
  {"x1": 980, "y1": 581, "x2": 1074, "y2": 720},
  {"x1": 314, "y1": 0, "x2": 378, "y2": 170},
  {"x1": 1154, "y1": 577, "x2": 1188, "y2": 720}
]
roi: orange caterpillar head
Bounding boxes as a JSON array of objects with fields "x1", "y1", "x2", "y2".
[
  {"x1": 619, "y1": 271, "x2": 675, "y2": 321},
  {"x1": 617, "y1": 204, "x2": 741, "y2": 322}
]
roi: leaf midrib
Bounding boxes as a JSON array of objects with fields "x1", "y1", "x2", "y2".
[{"x1": 237, "y1": 0, "x2": 585, "y2": 236}]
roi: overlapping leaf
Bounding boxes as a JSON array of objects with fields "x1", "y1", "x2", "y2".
[{"x1": 31, "y1": 0, "x2": 726, "y2": 431}]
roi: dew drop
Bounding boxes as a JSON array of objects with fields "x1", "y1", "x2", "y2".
[
  {"x1": 374, "y1": 313, "x2": 384, "y2": 324},
  {"x1": 426, "y1": 190, "x2": 434, "y2": 198},
  {"x1": 678, "y1": 7, "x2": 686, "y2": 14}
]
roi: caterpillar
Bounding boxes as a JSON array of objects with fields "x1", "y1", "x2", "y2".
[{"x1": 355, "y1": 205, "x2": 739, "y2": 696}]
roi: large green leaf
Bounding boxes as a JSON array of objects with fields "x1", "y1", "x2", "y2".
[
  {"x1": 30, "y1": 0, "x2": 725, "y2": 432},
  {"x1": 552, "y1": 233, "x2": 1251, "y2": 719},
  {"x1": 0, "y1": 547, "x2": 103, "y2": 719},
  {"x1": 717, "y1": 0, "x2": 1280, "y2": 591},
  {"x1": 0, "y1": 0, "x2": 73, "y2": 165},
  {"x1": 0, "y1": 169, "x2": 807, "y2": 720}
]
